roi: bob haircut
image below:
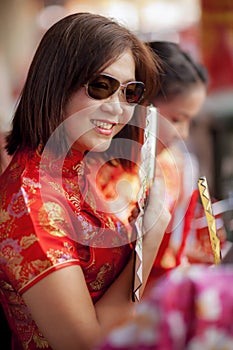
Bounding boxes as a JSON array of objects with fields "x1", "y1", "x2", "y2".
[{"x1": 6, "y1": 12, "x2": 160, "y2": 156}]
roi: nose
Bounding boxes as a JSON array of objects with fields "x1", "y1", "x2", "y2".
[{"x1": 101, "y1": 93, "x2": 124, "y2": 115}]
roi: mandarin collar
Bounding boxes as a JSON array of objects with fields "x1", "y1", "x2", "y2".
[{"x1": 63, "y1": 148, "x2": 86, "y2": 177}]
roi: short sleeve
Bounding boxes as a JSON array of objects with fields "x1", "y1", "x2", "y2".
[{"x1": 0, "y1": 175, "x2": 91, "y2": 295}]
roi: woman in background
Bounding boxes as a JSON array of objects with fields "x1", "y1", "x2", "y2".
[{"x1": 147, "y1": 41, "x2": 226, "y2": 280}]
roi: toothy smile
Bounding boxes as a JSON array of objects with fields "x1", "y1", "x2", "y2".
[{"x1": 91, "y1": 120, "x2": 116, "y2": 130}]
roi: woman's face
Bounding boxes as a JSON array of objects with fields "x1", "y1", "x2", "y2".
[
  {"x1": 64, "y1": 50, "x2": 137, "y2": 154},
  {"x1": 155, "y1": 84, "x2": 206, "y2": 153}
]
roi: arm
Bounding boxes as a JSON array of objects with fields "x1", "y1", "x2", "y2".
[{"x1": 23, "y1": 177, "x2": 170, "y2": 350}]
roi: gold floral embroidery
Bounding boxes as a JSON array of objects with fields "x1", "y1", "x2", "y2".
[
  {"x1": 23, "y1": 177, "x2": 41, "y2": 190},
  {"x1": 9, "y1": 161, "x2": 22, "y2": 180},
  {"x1": 18, "y1": 260, "x2": 51, "y2": 285},
  {"x1": 20, "y1": 234, "x2": 38, "y2": 249},
  {"x1": 68, "y1": 195, "x2": 81, "y2": 211},
  {"x1": 31, "y1": 259, "x2": 52, "y2": 271},
  {"x1": 72, "y1": 161, "x2": 85, "y2": 176},
  {"x1": 0, "y1": 209, "x2": 10, "y2": 224},
  {"x1": 76, "y1": 214, "x2": 100, "y2": 242},
  {"x1": 0, "y1": 239, "x2": 23, "y2": 265},
  {"x1": 8, "y1": 190, "x2": 28, "y2": 218},
  {"x1": 38, "y1": 202, "x2": 68, "y2": 237},
  {"x1": 32, "y1": 332, "x2": 50, "y2": 348},
  {"x1": 90, "y1": 263, "x2": 112, "y2": 290},
  {"x1": 13, "y1": 264, "x2": 24, "y2": 282},
  {"x1": 46, "y1": 248, "x2": 75, "y2": 264}
]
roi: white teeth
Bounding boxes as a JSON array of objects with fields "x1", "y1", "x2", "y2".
[{"x1": 92, "y1": 120, "x2": 114, "y2": 130}]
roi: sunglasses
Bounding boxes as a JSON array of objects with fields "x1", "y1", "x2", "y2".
[{"x1": 85, "y1": 74, "x2": 145, "y2": 105}]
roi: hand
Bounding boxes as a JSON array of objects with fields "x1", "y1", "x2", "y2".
[
  {"x1": 130, "y1": 176, "x2": 172, "y2": 295},
  {"x1": 143, "y1": 177, "x2": 171, "y2": 244},
  {"x1": 128, "y1": 171, "x2": 171, "y2": 241}
]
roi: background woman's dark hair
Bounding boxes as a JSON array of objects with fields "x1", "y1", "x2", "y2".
[
  {"x1": 147, "y1": 41, "x2": 208, "y2": 103},
  {"x1": 6, "y1": 12, "x2": 160, "y2": 155}
]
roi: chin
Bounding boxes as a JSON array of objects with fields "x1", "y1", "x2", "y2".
[
  {"x1": 92, "y1": 144, "x2": 111, "y2": 153},
  {"x1": 88, "y1": 140, "x2": 112, "y2": 153},
  {"x1": 72, "y1": 139, "x2": 111, "y2": 153}
]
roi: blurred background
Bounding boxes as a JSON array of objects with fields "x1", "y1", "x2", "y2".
[{"x1": 0, "y1": 0, "x2": 233, "y2": 235}]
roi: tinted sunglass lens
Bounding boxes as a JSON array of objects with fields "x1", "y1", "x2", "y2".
[
  {"x1": 87, "y1": 75, "x2": 145, "y2": 104},
  {"x1": 126, "y1": 83, "x2": 145, "y2": 104},
  {"x1": 88, "y1": 75, "x2": 120, "y2": 100}
]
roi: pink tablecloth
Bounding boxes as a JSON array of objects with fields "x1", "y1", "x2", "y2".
[{"x1": 96, "y1": 264, "x2": 233, "y2": 350}]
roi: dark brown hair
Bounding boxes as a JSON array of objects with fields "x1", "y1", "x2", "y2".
[
  {"x1": 147, "y1": 41, "x2": 208, "y2": 103},
  {"x1": 6, "y1": 12, "x2": 160, "y2": 155}
]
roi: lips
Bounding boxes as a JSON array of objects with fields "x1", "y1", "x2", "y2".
[
  {"x1": 91, "y1": 119, "x2": 116, "y2": 135},
  {"x1": 91, "y1": 119, "x2": 116, "y2": 130}
]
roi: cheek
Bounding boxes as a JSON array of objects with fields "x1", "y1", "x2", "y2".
[
  {"x1": 158, "y1": 116, "x2": 173, "y2": 138},
  {"x1": 65, "y1": 89, "x2": 100, "y2": 118},
  {"x1": 123, "y1": 107, "x2": 135, "y2": 123},
  {"x1": 117, "y1": 107, "x2": 135, "y2": 129},
  {"x1": 112, "y1": 108, "x2": 134, "y2": 138},
  {"x1": 65, "y1": 92, "x2": 82, "y2": 117}
]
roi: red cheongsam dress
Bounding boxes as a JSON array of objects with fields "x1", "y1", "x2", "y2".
[{"x1": 0, "y1": 148, "x2": 133, "y2": 349}]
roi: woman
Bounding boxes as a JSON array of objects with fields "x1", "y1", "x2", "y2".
[
  {"x1": 147, "y1": 41, "x2": 226, "y2": 279},
  {"x1": 0, "y1": 13, "x2": 170, "y2": 350}
]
